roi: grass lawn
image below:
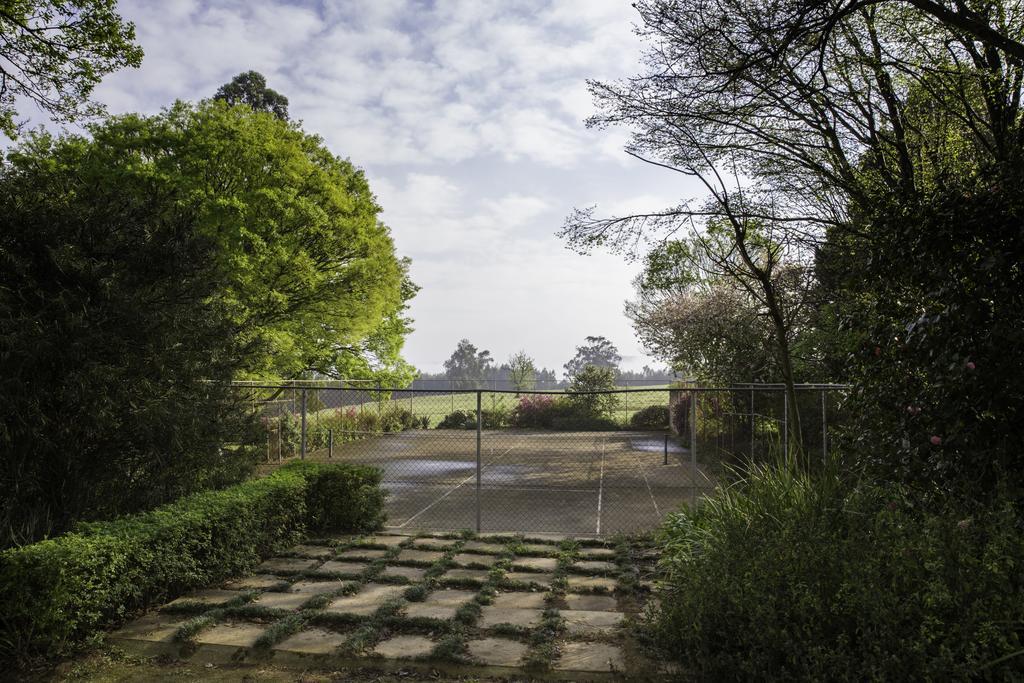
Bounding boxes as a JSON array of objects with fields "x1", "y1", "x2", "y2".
[{"x1": 306, "y1": 386, "x2": 672, "y2": 429}]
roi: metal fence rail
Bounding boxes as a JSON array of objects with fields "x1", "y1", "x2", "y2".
[{"x1": 237, "y1": 383, "x2": 848, "y2": 536}]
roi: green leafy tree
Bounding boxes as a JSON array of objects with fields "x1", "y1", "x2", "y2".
[
  {"x1": 566, "y1": 365, "x2": 622, "y2": 419},
  {"x1": 0, "y1": 131, "x2": 256, "y2": 545},
  {"x1": 213, "y1": 70, "x2": 289, "y2": 120},
  {"x1": 443, "y1": 339, "x2": 493, "y2": 389},
  {"x1": 0, "y1": 0, "x2": 143, "y2": 137},
  {"x1": 507, "y1": 350, "x2": 536, "y2": 395},
  {"x1": 71, "y1": 100, "x2": 415, "y2": 382},
  {"x1": 563, "y1": 336, "x2": 621, "y2": 380}
]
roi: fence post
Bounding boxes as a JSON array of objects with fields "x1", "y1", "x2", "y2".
[
  {"x1": 476, "y1": 390, "x2": 482, "y2": 533},
  {"x1": 821, "y1": 388, "x2": 828, "y2": 468},
  {"x1": 783, "y1": 389, "x2": 789, "y2": 467},
  {"x1": 300, "y1": 388, "x2": 307, "y2": 460},
  {"x1": 690, "y1": 390, "x2": 697, "y2": 507},
  {"x1": 663, "y1": 433, "x2": 668, "y2": 466},
  {"x1": 750, "y1": 387, "x2": 755, "y2": 460},
  {"x1": 328, "y1": 428, "x2": 333, "y2": 459}
]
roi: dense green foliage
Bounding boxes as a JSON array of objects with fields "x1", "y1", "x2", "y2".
[
  {"x1": 0, "y1": 98, "x2": 414, "y2": 544},
  {"x1": 820, "y1": 153, "x2": 1024, "y2": 499},
  {"x1": 0, "y1": 462, "x2": 384, "y2": 664},
  {"x1": 0, "y1": 0, "x2": 143, "y2": 137},
  {"x1": 0, "y1": 129, "x2": 257, "y2": 544},
  {"x1": 651, "y1": 466, "x2": 1024, "y2": 680}
]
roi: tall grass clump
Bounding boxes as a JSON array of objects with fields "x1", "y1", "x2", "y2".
[{"x1": 649, "y1": 462, "x2": 1024, "y2": 680}]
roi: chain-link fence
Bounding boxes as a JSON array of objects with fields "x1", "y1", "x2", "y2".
[{"x1": 235, "y1": 382, "x2": 848, "y2": 536}]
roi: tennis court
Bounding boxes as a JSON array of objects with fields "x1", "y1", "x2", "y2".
[{"x1": 302, "y1": 428, "x2": 710, "y2": 535}]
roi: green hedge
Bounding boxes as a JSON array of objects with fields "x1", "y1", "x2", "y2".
[
  {"x1": 649, "y1": 465, "x2": 1024, "y2": 680},
  {"x1": 0, "y1": 462, "x2": 384, "y2": 664}
]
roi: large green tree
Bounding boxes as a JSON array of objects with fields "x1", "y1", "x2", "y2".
[
  {"x1": 81, "y1": 99, "x2": 417, "y2": 382},
  {"x1": 443, "y1": 339, "x2": 494, "y2": 389},
  {"x1": 0, "y1": 99, "x2": 416, "y2": 544},
  {"x1": 0, "y1": 132, "x2": 254, "y2": 545},
  {"x1": 0, "y1": 0, "x2": 142, "y2": 137}
]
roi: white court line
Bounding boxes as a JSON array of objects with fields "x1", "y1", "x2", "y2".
[
  {"x1": 628, "y1": 448, "x2": 661, "y2": 518},
  {"x1": 394, "y1": 444, "x2": 517, "y2": 528},
  {"x1": 595, "y1": 440, "x2": 605, "y2": 535}
]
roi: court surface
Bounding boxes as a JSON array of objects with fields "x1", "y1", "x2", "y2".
[{"x1": 302, "y1": 428, "x2": 713, "y2": 536}]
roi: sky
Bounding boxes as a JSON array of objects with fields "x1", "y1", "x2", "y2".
[{"x1": 25, "y1": 0, "x2": 707, "y2": 374}]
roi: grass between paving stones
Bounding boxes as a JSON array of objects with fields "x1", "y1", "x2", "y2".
[
  {"x1": 252, "y1": 612, "x2": 309, "y2": 649},
  {"x1": 522, "y1": 608, "x2": 567, "y2": 672},
  {"x1": 338, "y1": 597, "x2": 408, "y2": 656},
  {"x1": 158, "y1": 590, "x2": 257, "y2": 616}
]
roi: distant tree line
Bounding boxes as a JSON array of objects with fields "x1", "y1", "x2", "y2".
[{"x1": 411, "y1": 337, "x2": 677, "y2": 391}]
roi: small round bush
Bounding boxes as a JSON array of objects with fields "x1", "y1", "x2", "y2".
[{"x1": 630, "y1": 404, "x2": 670, "y2": 429}]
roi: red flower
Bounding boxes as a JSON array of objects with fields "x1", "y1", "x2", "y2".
[{"x1": 929, "y1": 435, "x2": 942, "y2": 446}]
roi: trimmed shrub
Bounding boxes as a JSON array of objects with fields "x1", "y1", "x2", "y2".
[
  {"x1": 437, "y1": 409, "x2": 474, "y2": 429},
  {"x1": 629, "y1": 404, "x2": 670, "y2": 429},
  {"x1": 649, "y1": 466, "x2": 1024, "y2": 680},
  {"x1": 511, "y1": 394, "x2": 563, "y2": 428},
  {"x1": 436, "y1": 408, "x2": 510, "y2": 429},
  {"x1": 0, "y1": 461, "x2": 384, "y2": 664},
  {"x1": 380, "y1": 406, "x2": 416, "y2": 432}
]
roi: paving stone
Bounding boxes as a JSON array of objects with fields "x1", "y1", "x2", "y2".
[
  {"x1": 579, "y1": 547, "x2": 617, "y2": 559},
  {"x1": 257, "y1": 557, "x2": 318, "y2": 574},
  {"x1": 359, "y1": 534, "x2": 409, "y2": 547},
  {"x1": 411, "y1": 537, "x2": 457, "y2": 549},
  {"x1": 478, "y1": 606, "x2": 543, "y2": 629},
  {"x1": 223, "y1": 574, "x2": 284, "y2": 590},
  {"x1": 165, "y1": 589, "x2": 245, "y2": 608},
  {"x1": 337, "y1": 548, "x2": 388, "y2": 560},
  {"x1": 441, "y1": 568, "x2": 491, "y2": 583},
  {"x1": 372, "y1": 634, "x2": 435, "y2": 659},
  {"x1": 423, "y1": 589, "x2": 477, "y2": 606},
  {"x1": 572, "y1": 560, "x2": 618, "y2": 573},
  {"x1": 404, "y1": 602, "x2": 457, "y2": 621},
  {"x1": 511, "y1": 556, "x2": 557, "y2": 572},
  {"x1": 520, "y1": 543, "x2": 558, "y2": 554},
  {"x1": 567, "y1": 575, "x2": 618, "y2": 592},
  {"x1": 504, "y1": 571, "x2": 554, "y2": 587},
  {"x1": 564, "y1": 593, "x2": 619, "y2": 611},
  {"x1": 273, "y1": 628, "x2": 347, "y2": 655},
  {"x1": 453, "y1": 552, "x2": 497, "y2": 567},
  {"x1": 250, "y1": 590, "x2": 310, "y2": 610},
  {"x1": 195, "y1": 622, "x2": 267, "y2": 648},
  {"x1": 325, "y1": 583, "x2": 406, "y2": 615},
  {"x1": 554, "y1": 641, "x2": 625, "y2": 673},
  {"x1": 467, "y1": 637, "x2": 528, "y2": 667},
  {"x1": 490, "y1": 591, "x2": 548, "y2": 609},
  {"x1": 561, "y1": 609, "x2": 626, "y2": 635},
  {"x1": 380, "y1": 565, "x2": 427, "y2": 581},
  {"x1": 394, "y1": 549, "x2": 444, "y2": 564},
  {"x1": 113, "y1": 612, "x2": 188, "y2": 643},
  {"x1": 290, "y1": 579, "x2": 347, "y2": 594},
  {"x1": 523, "y1": 533, "x2": 570, "y2": 543},
  {"x1": 314, "y1": 560, "x2": 368, "y2": 576},
  {"x1": 461, "y1": 540, "x2": 505, "y2": 554},
  {"x1": 288, "y1": 544, "x2": 333, "y2": 558}
]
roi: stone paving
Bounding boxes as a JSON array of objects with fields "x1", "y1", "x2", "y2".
[{"x1": 110, "y1": 532, "x2": 666, "y2": 679}]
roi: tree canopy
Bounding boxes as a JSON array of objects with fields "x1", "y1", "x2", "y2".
[
  {"x1": 564, "y1": 336, "x2": 621, "y2": 379},
  {"x1": 443, "y1": 339, "x2": 494, "y2": 389},
  {"x1": 0, "y1": 0, "x2": 142, "y2": 137},
  {"x1": 74, "y1": 99, "x2": 416, "y2": 382},
  {"x1": 213, "y1": 70, "x2": 289, "y2": 120}
]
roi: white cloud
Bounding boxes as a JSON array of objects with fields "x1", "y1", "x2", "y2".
[{"x1": 64, "y1": 0, "x2": 697, "y2": 372}]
